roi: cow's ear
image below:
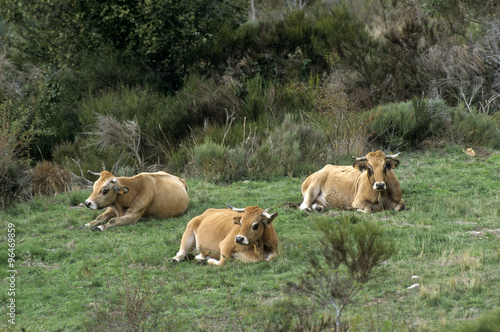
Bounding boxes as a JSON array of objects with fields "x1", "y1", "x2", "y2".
[
  {"x1": 114, "y1": 186, "x2": 129, "y2": 195},
  {"x1": 262, "y1": 212, "x2": 278, "y2": 225},
  {"x1": 353, "y1": 161, "x2": 367, "y2": 172},
  {"x1": 387, "y1": 159, "x2": 400, "y2": 169},
  {"x1": 118, "y1": 187, "x2": 129, "y2": 195},
  {"x1": 233, "y1": 217, "x2": 242, "y2": 226}
]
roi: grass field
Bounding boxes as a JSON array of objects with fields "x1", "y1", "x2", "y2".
[{"x1": 1, "y1": 148, "x2": 499, "y2": 331}]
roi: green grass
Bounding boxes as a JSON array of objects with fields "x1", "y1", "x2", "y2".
[{"x1": 1, "y1": 149, "x2": 499, "y2": 331}]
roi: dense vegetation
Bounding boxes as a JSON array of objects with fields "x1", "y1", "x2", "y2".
[
  {"x1": 1, "y1": 0, "x2": 500, "y2": 203},
  {"x1": 1, "y1": 0, "x2": 499, "y2": 330}
]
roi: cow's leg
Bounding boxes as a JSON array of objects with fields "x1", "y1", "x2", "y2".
[
  {"x1": 85, "y1": 207, "x2": 116, "y2": 228},
  {"x1": 353, "y1": 200, "x2": 382, "y2": 213},
  {"x1": 172, "y1": 227, "x2": 196, "y2": 262},
  {"x1": 394, "y1": 200, "x2": 405, "y2": 211},
  {"x1": 206, "y1": 254, "x2": 228, "y2": 266},
  {"x1": 95, "y1": 214, "x2": 141, "y2": 231},
  {"x1": 265, "y1": 251, "x2": 277, "y2": 261},
  {"x1": 299, "y1": 184, "x2": 321, "y2": 212},
  {"x1": 206, "y1": 241, "x2": 232, "y2": 266}
]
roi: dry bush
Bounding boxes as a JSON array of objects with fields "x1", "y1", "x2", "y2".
[
  {"x1": 305, "y1": 71, "x2": 366, "y2": 157},
  {"x1": 425, "y1": 42, "x2": 489, "y2": 111},
  {"x1": 91, "y1": 114, "x2": 146, "y2": 171},
  {"x1": 32, "y1": 161, "x2": 71, "y2": 196}
]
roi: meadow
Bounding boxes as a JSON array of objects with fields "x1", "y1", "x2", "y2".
[{"x1": 1, "y1": 147, "x2": 499, "y2": 331}]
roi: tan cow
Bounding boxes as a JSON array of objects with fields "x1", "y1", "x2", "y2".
[
  {"x1": 84, "y1": 171, "x2": 189, "y2": 231},
  {"x1": 300, "y1": 151, "x2": 405, "y2": 213},
  {"x1": 171, "y1": 205, "x2": 278, "y2": 266}
]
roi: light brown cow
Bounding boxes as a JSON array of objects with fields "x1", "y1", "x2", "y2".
[
  {"x1": 300, "y1": 151, "x2": 405, "y2": 213},
  {"x1": 84, "y1": 171, "x2": 189, "y2": 231},
  {"x1": 171, "y1": 205, "x2": 278, "y2": 266}
]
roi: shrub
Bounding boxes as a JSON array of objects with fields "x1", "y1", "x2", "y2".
[
  {"x1": 451, "y1": 106, "x2": 500, "y2": 148},
  {"x1": 52, "y1": 137, "x2": 132, "y2": 181},
  {"x1": 453, "y1": 307, "x2": 500, "y2": 332},
  {"x1": 187, "y1": 115, "x2": 329, "y2": 181},
  {"x1": 0, "y1": 100, "x2": 51, "y2": 208},
  {"x1": 191, "y1": 139, "x2": 226, "y2": 180},
  {"x1": 31, "y1": 161, "x2": 71, "y2": 196},
  {"x1": 248, "y1": 115, "x2": 327, "y2": 177},
  {"x1": 287, "y1": 215, "x2": 395, "y2": 331},
  {"x1": 304, "y1": 72, "x2": 366, "y2": 157},
  {"x1": 242, "y1": 77, "x2": 313, "y2": 123},
  {"x1": 364, "y1": 98, "x2": 500, "y2": 150},
  {"x1": 364, "y1": 98, "x2": 449, "y2": 150}
]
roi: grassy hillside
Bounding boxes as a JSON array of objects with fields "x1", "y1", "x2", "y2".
[{"x1": 1, "y1": 148, "x2": 499, "y2": 331}]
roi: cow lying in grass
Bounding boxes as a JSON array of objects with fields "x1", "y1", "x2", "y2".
[
  {"x1": 84, "y1": 171, "x2": 189, "y2": 231},
  {"x1": 171, "y1": 205, "x2": 278, "y2": 266},
  {"x1": 300, "y1": 150, "x2": 405, "y2": 213}
]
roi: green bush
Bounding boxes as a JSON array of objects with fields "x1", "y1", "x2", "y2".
[
  {"x1": 52, "y1": 137, "x2": 132, "y2": 180},
  {"x1": 188, "y1": 115, "x2": 328, "y2": 181},
  {"x1": 451, "y1": 105, "x2": 500, "y2": 148},
  {"x1": 363, "y1": 98, "x2": 500, "y2": 150},
  {"x1": 0, "y1": 100, "x2": 51, "y2": 208},
  {"x1": 453, "y1": 307, "x2": 500, "y2": 332},
  {"x1": 191, "y1": 139, "x2": 226, "y2": 180}
]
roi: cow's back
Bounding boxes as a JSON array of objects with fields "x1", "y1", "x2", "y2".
[
  {"x1": 304, "y1": 165, "x2": 360, "y2": 209},
  {"x1": 137, "y1": 172, "x2": 189, "y2": 218}
]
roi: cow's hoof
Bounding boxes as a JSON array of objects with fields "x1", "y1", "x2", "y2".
[
  {"x1": 169, "y1": 259, "x2": 179, "y2": 264},
  {"x1": 91, "y1": 226, "x2": 103, "y2": 232},
  {"x1": 314, "y1": 206, "x2": 325, "y2": 213}
]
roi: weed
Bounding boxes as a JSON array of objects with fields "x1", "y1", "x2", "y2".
[{"x1": 87, "y1": 260, "x2": 167, "y2": 332}]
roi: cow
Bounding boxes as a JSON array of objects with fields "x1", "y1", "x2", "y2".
[
  {"x1": 84, "y1": 171, "x2": 189, "y2": 231},
  {"x1": 171, "y1": 205, "x2": 278, "y2": 266},
  {"x1": 299, "y1": 150, "x2": 405, "y2": 213}
]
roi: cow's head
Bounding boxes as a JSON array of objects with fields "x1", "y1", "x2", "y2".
[
  {"x1": 352, "y1": 151, "x2": 400, "y2": 191},
  {"x1": 228, "y1": 205, "x2": 277, "y2": 246},
  {"x1": 84, "y1": 171, "x2": 129, "y2": 210}
]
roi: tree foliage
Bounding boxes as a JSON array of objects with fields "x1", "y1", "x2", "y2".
[{"x1": 0, "y1": 0, "x2": 248, "y2": 90}]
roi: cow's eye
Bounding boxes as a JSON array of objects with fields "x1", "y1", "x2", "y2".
[
  {"x1": 367, "y1": 165, "x2": 373, "y2": 175},
  {"x1": 252, "y1": 223, "x2": 259, "y2": 231},
  {"x1": 102, "y1": 188, "x2": 109, "y2": 195}
]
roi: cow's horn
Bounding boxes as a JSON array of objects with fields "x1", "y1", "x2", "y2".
[
  {"x1": 87, "y1": 170, "x2": 101, "y2": 177},
  {"x1": 227, "y1": 204, "x2": 245, "y2": 212},
  {"x1": 352, "y1": 156, "x2": 367, "y2": 162},
  {"x1": 262, "y1": 211, "x2": 277, "y2": 219},
  {"x1": 385, "y1": 153, "x2": 401, "y2": 159}
]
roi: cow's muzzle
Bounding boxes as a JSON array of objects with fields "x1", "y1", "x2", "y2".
[
  {"x1": 85, "y1": 200, "x2": 98, "y2": 210},
  {"x1": 373, "y1": 182, "x2": 386, "y2": 191},
  {"x1": 235, "y1": 236, "x2": 249, "y2": 245}
]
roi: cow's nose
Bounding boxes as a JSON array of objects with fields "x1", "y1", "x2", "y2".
[
  {"x1": 85, "y1": 200, "x2": 92, "y2": 208},
  {"x1": 374, "y1": 182, "x2": 386, "y2": 191},
  {"x1": 235, "y1": 236, "x2": 244, "y2": 244}
]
